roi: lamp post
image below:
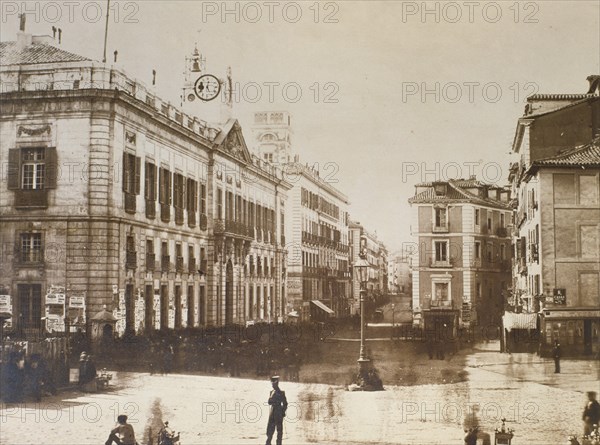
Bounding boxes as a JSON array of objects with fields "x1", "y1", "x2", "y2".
[
  {"x1": 354, "y1": 253, "x2": 371, "y2": 376},
  {"x1": 391, "y1": 303, "x2": 395, "y2": 340}
]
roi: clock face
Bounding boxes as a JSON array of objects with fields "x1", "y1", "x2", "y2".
[{"x1": 194, "y1": 74, "x2": 221, "y2": 102}]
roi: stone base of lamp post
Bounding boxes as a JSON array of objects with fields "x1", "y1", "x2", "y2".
[{"x1": 348, "y1": 357, "x2": 384, "y2": 391}]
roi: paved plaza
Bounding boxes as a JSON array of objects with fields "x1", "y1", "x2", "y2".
[{"x1": 1, "y1": 342, "x2": 597, "y2": 445}]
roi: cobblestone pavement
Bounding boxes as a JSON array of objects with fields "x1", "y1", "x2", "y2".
[{"x1": 0, "y1": 342, "x2": 597, "y2": 445}]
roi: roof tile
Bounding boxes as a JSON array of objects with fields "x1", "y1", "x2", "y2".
[{"x1": 0, "y1": 41, "x2": 89, "y2": 66}]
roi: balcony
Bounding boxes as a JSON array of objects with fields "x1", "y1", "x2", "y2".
[
  {"x1": 161, "y1": 255, "x2": 170, "y2": 272},
  {"x1": 188, "y1": 210, "x2": 196, "y2": 227},
  {"x1": 126, "y1": 250, "x2": 137, "y2": 269},
  {"x1": 422, "y1": 298, "x2": 455, "y2": 310},
  {"x1": 496, "y1": 227, "x2": 508, "y2": 237},
  {"x1": 146, "y1": 200, "x2": 156, "y2": 219},
  {"x1": 199, "y1": 259, "x2": 208, "y2": 276},
  {"x1": 176, "y1": 256, "x2": 184, "y2": 273},
  {"x1": 160, "y1": 203, "x2": 170, "y2": 222},
  {"x1": 124, "y1": 193, "x2": 136, "y2": 214},
  {"x1": 200, "y1": 213, "x2": 208, "y2": 230},
  {"x1": 429, "y1": 258, "x2": 453, "y2": 268},
  {"x1": 500, "y1": 260, "x2": 511, "y2": 272},
  {"x1": 214, "y1": 219, "x2": 253, "y2": 240},
  {"x1": 432, "y1": 224, "x2": 449, "y2": 233},
  {"x1": 175, "y1": 207, "x2": 184, "y2": 225},
  {"x1": 518, "y1": 257, "x2": 527, "y2": 276},
  {"x1": 146, "y1": 254, "x2": 155, "y2": 271},
  {"x1": 189, "y1": 258, "x2": 196, "y2": 274},
  {"x1": 15, "y1": 190, "x2": 48, "y2": 209}
]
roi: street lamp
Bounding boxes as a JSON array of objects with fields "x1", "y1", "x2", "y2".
[
  {"x1": 391, "y1": 303, "x2": 395, "y2": 340},
  {"x1": 354, "y1": 253, "x2": 371, "y2": 375}
]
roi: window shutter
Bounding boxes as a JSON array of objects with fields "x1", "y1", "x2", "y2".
[
  {"x1": 135, "y1": 157, "x2": 141, "y2": 195},
  {"x1": 122, "y1": 152, "x2": 129, "y2": 192},
  {"x1": 158, "y1": 168, "x2": 164, "y2": 204},
  {"x1": 144, "y1": 162, "x2": 150, "y2": 200},
  {"x1": 168, "y1": 172, "x2": 173, "y2": 205},
  {"x1": 7, "y1": 149, "x2": 20, "y2": 190},
  {"x1": 181, "y1": 176, "x2": 186, "y2": 209},
  {"x1": 45, "y1": 147, "x2": 58, "y2": 189}
]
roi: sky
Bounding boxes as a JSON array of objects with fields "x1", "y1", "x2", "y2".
[{"x1": 1, "y1": 0, "x2": 599, "y2": 253}]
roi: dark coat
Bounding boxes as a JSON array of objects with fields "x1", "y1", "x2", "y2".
[{"x1": 267, "y1": 388, "x2": 288, "y2": 423}]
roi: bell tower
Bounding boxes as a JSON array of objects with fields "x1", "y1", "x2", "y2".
[{"x1": 181, "y1": 45, "x2": 233, "y2": 125}]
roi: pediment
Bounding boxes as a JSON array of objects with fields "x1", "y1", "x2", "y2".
[{"x1": 214, "y1": 119, "x2": 252, "y2": 164}]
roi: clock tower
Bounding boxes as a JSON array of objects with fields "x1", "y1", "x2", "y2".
[{"x1": 181, "y1": 45, "x2": 233, "y2": 125}]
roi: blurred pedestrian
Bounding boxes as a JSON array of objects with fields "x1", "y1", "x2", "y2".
[
  {"x1": 79, "y1": 352, "x2": 97, "y2": 392},
  {"x1": 25, "y1": 354, "x2": 44, "y2": 402},
  {"x1": 265, "y1": 376, "x2": 287, "y2": 445},
  {"x1": 2, "y1": 352, "x2": 25, "y2": 403},
  {"x1": 105, "y1": 414, "x2": 137, "y2": 445},
  {"x1": 553, "y1": 340, "x2": 561, "y2": 373},
  {"x1": 583, "y1": 391, "x2": 600, "y2": 436}
]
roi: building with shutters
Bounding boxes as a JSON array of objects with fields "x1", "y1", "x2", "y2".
[
  {"x1": 408, "y1": 178, "x2": 512, "y2": 335},
  {"x1": 348, "y1": 221, "x2": 388, "y2": 315},
  {"x1": 251, "y1": 112, "x2": 351, "y2": 321},
  {"x1": 0, "y1": 30, "x2": 290, "y2": 338},
  {"x1": 509, "y1": 79, "x2": 600, "y2": 356}
]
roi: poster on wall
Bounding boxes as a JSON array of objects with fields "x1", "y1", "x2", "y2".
[
  {"x1": 154, "y1": 294, "x2": 161, "y2": 330},
  {"x1": 113, "y1": 289, "x2": 126, "y2": 336},
  {"x1": 0, "y1": 295, "x2": 13, "y2": 329},
  {"x1": 134, "y1": 289, "x2": 145, "y2": 333}
]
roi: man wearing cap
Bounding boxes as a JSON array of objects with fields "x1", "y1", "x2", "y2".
[
  {"x1": 583, "y1": 391, "x2": 600, "y2": 436},
  {"x1": 265, "y1": 376, "x2": 287, "y2": 445},
  {"x1": 105, "y1": 414, "x2": 137, "y2": 445}
]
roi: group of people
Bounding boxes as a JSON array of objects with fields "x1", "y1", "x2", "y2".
[
  {"x1": 123, "y1": 330, "x2": 306, "y2": 382},
  {"x1": 0, "y1": 351, "x2": 56, "y2": 403}
]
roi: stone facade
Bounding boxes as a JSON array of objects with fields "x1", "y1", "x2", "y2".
[
  {"x1": 0, "y1": 37, "x2": 290, "y2": 337},
  {"x1": 510, "y1": 90, "x2": 600, "y2": 356},
  {"x1": 409, "y1": 179, "x2": 512, "y2": 333}
]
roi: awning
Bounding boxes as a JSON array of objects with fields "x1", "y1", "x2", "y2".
[
  {"x1": 311, "y1": 300, "x2": 334, "y2": 315},
  {"x1": 503, "y1": 312, "x2": 537, "y2": 332}
]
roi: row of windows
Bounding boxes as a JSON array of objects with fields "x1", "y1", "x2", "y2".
[
  {"x1": 123, "y1": 155, "x2": 282, "y2": 236},
  {"x1": 431, "y1": 240, "x2": 508, "y2": 263},
  {"x1": 301, "y1": 187, "x2": 341, "y2": 220}
]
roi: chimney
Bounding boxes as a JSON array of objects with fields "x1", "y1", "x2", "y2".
[
  {"x1": 16, "y1": 14, "x2": 32, "y2": 50},
  {"x1": 587, "y1": 75, "x2": 600, "y2": 95}
]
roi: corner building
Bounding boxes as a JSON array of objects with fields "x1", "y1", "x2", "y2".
[{"x1": 0, "y1": 34, "x2": 290, "y2": 338}]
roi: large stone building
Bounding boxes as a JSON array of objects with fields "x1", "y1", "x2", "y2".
[
  {"x1": 509, "y1": 81, "x2": 599, "y2": 356},
  {"x1": 251, "y1": 112, "x2": 351, "y2": 321},
  {"x1": 0, "y1": 31, "x2": 290, "y2": 338},
  {"x1": 409, "y1": 178, "x2": 512, "y2": 334}
]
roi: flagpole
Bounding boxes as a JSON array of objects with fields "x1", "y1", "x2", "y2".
[{"x1": 102, "y1": 0, "x2": 111, "y2": 63}]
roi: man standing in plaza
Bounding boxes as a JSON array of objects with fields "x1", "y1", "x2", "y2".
[
  {"x1": 266, "y1": 375, "x2": 288, "y2": 445},
  {"x1": 583, "y1": 391, "x2": 600, "y2": 436},
  {"x1": 553, "y1": 340, "x2": 561, "y2": 373}
]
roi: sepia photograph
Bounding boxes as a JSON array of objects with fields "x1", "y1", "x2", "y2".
[{"x1": 0, "y1": 1, "x2": 599, "y2": 444}]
